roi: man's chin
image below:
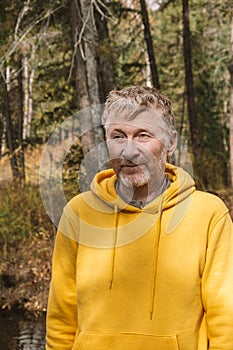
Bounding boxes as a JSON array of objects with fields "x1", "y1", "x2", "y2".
[{"x1": 119, "y1": 174, "x2": 149, "y2": 188}]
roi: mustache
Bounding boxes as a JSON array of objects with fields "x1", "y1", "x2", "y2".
[{"x1": 110, "y1": 159, "x2": 141, "y2": 167}]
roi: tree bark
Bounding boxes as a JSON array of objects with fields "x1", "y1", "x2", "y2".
[
  {"x1": 69, "y1": 0, "x2": 90, "y2": 110},
  {"x1": 139, "y1": 0, "x2": 160, "y2": 89},
  {"x1": 68, "y1": 0, "x2": 108, "y2": 186},
  {"x1": 81, "y1": 0, "x2": 100, "y2": 105},
  {"x1": 94, "y1": 5, "x2": 115, "y2": 103},
  {"x1": 23, "y1": 50, "x2": 29, "y2": 139},
  {"x1": 182, "y1": 0, "x2": 201, "y2": 168},
  {"x1": 230, "y1": 14, "x2": 233, "y2": 186},
  {"x1": 17, "y1": 54, "x2": 26, "y2": 186},
  {"x1": 69, "y1": 0, "x2": 95, "y2": 154},
  {"x1": 22, "y1": 45, "x2": 34, "y2": 140},
  {"x1": 1, "y1": 59, "x2": 25, "y2": 186},
  {"x1": 79, "y1": 0, "x2": 106, "y2": 166},
  {"x1": 2, "y1": 67, "x2": 20, "y2": 181},
  {"x1": 0, "y1": 113, "x2": 4, "y2": 158}
]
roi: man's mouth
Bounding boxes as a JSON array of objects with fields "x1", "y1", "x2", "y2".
[
  {"x1": 120, "y1": 161, "x2": 140, "y2": 168},
  {"x1": 121, "y1": 164, "x2": 137, "y2": 168},
  {"x1": 111, "y1": 159, "x2": 145, "y2": 175},
  {"x1": 119, "y1": 163, "x2": 145, "y2": 175}
]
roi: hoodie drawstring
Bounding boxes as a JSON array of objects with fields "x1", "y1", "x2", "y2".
[
  {"x1": 149, "y1": 195, "x2": 165, "y2": 320},
  {"x1": 109, "y1": 198, "x2": 164, "y2": 320},
  {"x1": 109, "y1": 205, "x2": 119, "y2": 289}
]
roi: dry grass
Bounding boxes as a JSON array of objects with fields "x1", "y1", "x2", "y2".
[
  {"x1": 0, "y1": 231, "x2": 53, "y2": 311},
  {"x1": 0, "y1": 144, "x2": 45, "y2": 184},
  {"x1": 0, "y1": 145, "x2": 55, "y2": 311}
]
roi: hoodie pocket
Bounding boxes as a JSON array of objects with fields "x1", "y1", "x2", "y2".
[{"x1": 72, "y1": 331, "x2": 179, "y2": 350}]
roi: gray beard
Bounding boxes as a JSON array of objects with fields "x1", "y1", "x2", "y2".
[
  {"x1": 116, "y1": 145, "x2": 168, "y2": 193},
  {"x1": 119, "y1": 173, "x2": 149, "y2": 188}
]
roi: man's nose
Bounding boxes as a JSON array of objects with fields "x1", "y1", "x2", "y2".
[{"x1": 121, "y1": 140, "x2": 140, "y2": 161}]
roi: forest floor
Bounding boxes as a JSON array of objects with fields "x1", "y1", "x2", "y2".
[
  {"x1": 0, "y1": 147, "x2": 233, "y2": 312},
  {"x1": 0, "y1": 230, "x2": 53, "y2": 312},
  {"x1": 0, "y1": 146, "x2": 54, "y2": 312}
]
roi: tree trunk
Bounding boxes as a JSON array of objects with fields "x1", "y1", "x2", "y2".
[
  {"x1": 139, "y1": 0, "x2": 160, "y2": 89},
  {"x1": 23, "y1": 50, "x2": 29, "y2": 139},
  {"x1": 182, "y1": 0, "x2": 201, "y2": 175},
  {"x1": 27, "y1": 65, "x2": 35, "y2": 139},
  {"x1": 94, "y1": 4, "x2": 115, "y2": 103},
  {"x1": 0, "y1": 114, "x2": 4, "y2": 158},
  {"x1": 22, "y1": 46, "x2": 34, "y2": 140},
  {"x1": 68, "y1": 0, "x2": 108, "y2": 186},
  {"x1": 69, "y1": 0, "x2": 95, "y2": 153},
  {"x1": 69, "y1": 0, "x2": 90, "y2": 110},
  {"x1": 78, "y1": 0, "x2": 100, "y2": 106},
  {"x1": 79, "y1": 0, "x2": 106, "y2": 165},
  {"x1": 230, "y1": 15, "x2": 233, "y2": 187},
  {"x1": 1, "y1": 60, "x2": 25, "y2": 186},
  {"x1": 17, "y1": 54, "x2": 26, "y2": 186},
  {"x1": 2, "y1": 67, "x2": 19, "y2": 180}
]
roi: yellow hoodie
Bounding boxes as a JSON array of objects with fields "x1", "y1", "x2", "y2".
[{"x1": 46, "y1": 164, "x2": 233, "y2": 350}]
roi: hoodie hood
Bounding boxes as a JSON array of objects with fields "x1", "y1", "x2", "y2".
[
  {"x1": 91, "y1": 163, "x2": 195, "y2": 214},
  {"x1": 59, "y1": 163, "x2": 196, "y2": 247}
]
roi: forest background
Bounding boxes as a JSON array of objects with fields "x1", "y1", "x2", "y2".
[{"x1": 0, "y1": 0, "x2": 233, "y2": 312}]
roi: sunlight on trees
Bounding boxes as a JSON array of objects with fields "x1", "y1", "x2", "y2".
[{"x1": 0, "y1": 0, "x2": 232, "y2": 190}]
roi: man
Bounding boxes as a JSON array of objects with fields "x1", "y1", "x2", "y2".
[{"x1": 46, "y1": 86, "x2": 233, "y2": 350}]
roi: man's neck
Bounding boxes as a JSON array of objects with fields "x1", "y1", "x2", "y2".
[{"x1": 116, "y1": 175, "x2": 170, "y2": 208}]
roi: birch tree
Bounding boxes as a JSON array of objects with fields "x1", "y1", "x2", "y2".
[
  {"x1": 0, "y1": 0, "x2": 64, "y2": 184},
  {"x1": 230, "y1": 14, "x2": 233, "y2": 186}
]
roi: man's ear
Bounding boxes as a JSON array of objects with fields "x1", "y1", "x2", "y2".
[
  {"x1": 167, "y1": 131, "x2": 178, "y2": 164},
  {"x1": 167, "y1": 131, "x2": 178, "y2": 157}
]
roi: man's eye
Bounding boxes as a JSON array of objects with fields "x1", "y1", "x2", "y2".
[
  {"x1": 112, "y1": 134, "x2": 124, "y2": 139},
  {"x1": 138, "y1": 133, "x2": 150, "y2": 139}
]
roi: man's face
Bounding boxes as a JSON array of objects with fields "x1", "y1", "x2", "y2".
[{"x1": 105, "y1": 110, "x2": 173, "y2": 189}]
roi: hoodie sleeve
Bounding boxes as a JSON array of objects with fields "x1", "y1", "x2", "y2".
[
  {"x1": 46, "y1": 229, "x2": 78, "y2": 350},
  {"x1": 201, "y1": 210, "x2": 233, "y2": 349}
]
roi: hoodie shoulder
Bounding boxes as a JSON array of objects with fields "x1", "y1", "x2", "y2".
[{"x1": 193, "y1": 190, "x2": 229, "y2": 213}]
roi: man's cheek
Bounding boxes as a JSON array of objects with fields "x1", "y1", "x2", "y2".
[{"x1": 107, "y1": 143, "x2": 121, "y2": 158}]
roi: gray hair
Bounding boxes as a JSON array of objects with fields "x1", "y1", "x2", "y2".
[{"x1": 102, "y1": 86, "x2": 176, "y2": 149}]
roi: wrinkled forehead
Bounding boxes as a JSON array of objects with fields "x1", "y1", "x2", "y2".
[{"x1": 104, "y1": 105, "x2": 166, "y2": 131}]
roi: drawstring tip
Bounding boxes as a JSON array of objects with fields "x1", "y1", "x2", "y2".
[
  {"x1": 150, "y1": 311, "x2": 153, "y2": 320},
  {"x1": 109, "y1": 280, "x2": 113, "y2": 289}
]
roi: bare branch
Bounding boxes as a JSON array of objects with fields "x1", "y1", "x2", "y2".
[
  {"x1": 68, "y1": 0, "x2": 116, "y2": 81},
  {"x1": 93, "y1": 0, "x2": 115, "y2": 22},
  {"x1": 68, "y1": 0, "x2": 94, "y2": 80},
  {"x1": 0, "y1": 3, "x2": 65, "y2": 81},
  {"x1": 14, "y1": 0, "x2": 31, "y2": 40}
]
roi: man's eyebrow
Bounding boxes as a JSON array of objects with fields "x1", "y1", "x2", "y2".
[
  {"x1": 136, "y1": 128, "x2": 152, "y2": 133},
  {"x1": 109, "y1": 128, "x2": 125, "y2": 134},
  {"x1": 109, "y1": 127, "x2": 153, "y2": 135}
]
